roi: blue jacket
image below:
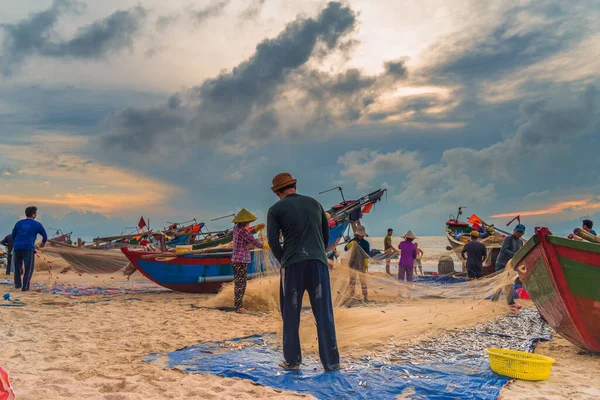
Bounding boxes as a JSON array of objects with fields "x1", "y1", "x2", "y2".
[
  {"x1": 496, "y1": 235, "x2": 523, "y2": 267},
  {"x1": 12, "y1": 219, "x2": 48, "y2": 251}
]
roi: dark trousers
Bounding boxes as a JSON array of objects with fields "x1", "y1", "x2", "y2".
[
  {"x1": 467, "y1": 263, "x2": 483, "y2": 279},
  {"x1": 398, "y1": 266, "x2": 413, "y2": 282},
  {"x1": 14, "y1": 250, "x2": 35, "y2": 291},
  {"x1": 5, "y1": 251, "x2": 12, "y2": 275},
  {"x1": 280, "y1": 259, "x2": 339, "y2": 370}
]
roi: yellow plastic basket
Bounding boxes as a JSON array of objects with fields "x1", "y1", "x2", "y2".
[{"x1": 486, "y1": 348, "x2": 555, "y2": 381}]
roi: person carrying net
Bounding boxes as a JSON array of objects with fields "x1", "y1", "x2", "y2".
[
  {"x1": 345, "y1": 225, "x2": 370, "y2": 302},
  {"x1": 231, "y1": 209, "x2": 269, "y2": 313},
  {"x1": 267, "y1": 172, "x2": 339, "y2": 372}
]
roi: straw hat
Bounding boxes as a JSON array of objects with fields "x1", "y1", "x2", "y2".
[
  {"x1": 232, "y1": 208, "x2": 257, "y2": 223},
  {"x1": 402, "y1": 230, "x2": 416, "y2": 240},
  {"x1": 355, "y1": 225, "x2": 367, "y2": 237},
  {"x1": 271, "y1": 172, "x2": 297, "y2": 193},
  {"x1": 470, "y1": 230, "x2": 480, "y2": 238}
]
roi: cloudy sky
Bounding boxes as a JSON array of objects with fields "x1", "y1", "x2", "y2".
[{"x1": 0, "y1": 0, "x2": 599, "y2": 238}]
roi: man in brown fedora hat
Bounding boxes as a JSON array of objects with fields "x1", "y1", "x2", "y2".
[{"x1": 267, "y1": 172, "x2": 339, "y2": 372}]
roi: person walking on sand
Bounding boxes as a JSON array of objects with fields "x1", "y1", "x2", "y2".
[
  {"x1": 384, "y1": 228, "x2": 396, "y2": 275},
  {"x1": 398, "y1": 231, "x2": 417, "y2": 282},
  {"x1": 11, "y1": 206, "x2": 48, "y2": 291},
  {"x1": 231, "y1": 209, "x2": 268, "y2": 313},
  {"x1": 461, "y1": 231, "x2": 487, "y2": 280},
  {"x1": 345, "y1": 225, "x2": 370, "y2": 302},
  {"x1": 1, "y1": 234, "x2": 14, "y2": 275},
  {"x1": 414, "y1": 242, "x2": 424, "y2": 276},
  {"x1": 267, "y1": 172, "x2": 339, "y2": 372}
]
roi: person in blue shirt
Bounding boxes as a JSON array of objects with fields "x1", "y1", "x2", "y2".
[
  {"x1": 345, "y1": 225, "x2": 370, "y2": 302},
  {"x1": 11, "y1": 206, "x2": 48, "y2": 291},
  {"x1": 582, "y1": 219, "x2": 597, "y2": 236}
]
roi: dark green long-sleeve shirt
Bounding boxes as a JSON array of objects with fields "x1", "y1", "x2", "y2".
[{"x1": 267, "y1": 193, "x2": 330, "y2": 268}]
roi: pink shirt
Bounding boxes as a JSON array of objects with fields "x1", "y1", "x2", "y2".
[
  {"x1": 231, "y1": 225, "x2": 263, "y2": 264},
  {"x1": 398, "y1": 240, "x2": 417, "y2": 268}
]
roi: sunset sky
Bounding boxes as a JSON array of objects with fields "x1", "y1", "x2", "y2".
[{"x1": 1, "y1": 0, "x2": 599, "y2": 237}]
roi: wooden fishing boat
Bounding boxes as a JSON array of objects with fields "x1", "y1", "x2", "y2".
[
  {"x1": 444, "y1": 207, "x2": 520, "y2": 276},
  {"x1": 121, "y1": 221, "x2": 350, "y2": 293},
  {"x1": 444, "y1": 219, "x2": 501, "y2": 276},
  {"x1": 121, "y1": 248, "x2": 262, "y2": 293},
  {"x1": 511, "y1": 227, "x2": 600, "y2": 353},
  {"x1": 122, "y1": 190, "x2": 385, "y2": 293}
]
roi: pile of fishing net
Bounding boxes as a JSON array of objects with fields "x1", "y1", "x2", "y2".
[
  {"x1": 481, "y1": 235, "x2": 506, "y2": 246},
  {"x1": 40, "y1": 245, "x2": 130, "y2": 274},
  {"x1": 205, "y1": 244, "x2": 519, "y2": 352}
]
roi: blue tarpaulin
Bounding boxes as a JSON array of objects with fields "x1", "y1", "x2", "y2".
[
  {"x1": 147, "y1": 334, "x2": 510, "y2": 399},
  {"x1": 413, "y1": 275, "x2": 467, "y2": 285}
]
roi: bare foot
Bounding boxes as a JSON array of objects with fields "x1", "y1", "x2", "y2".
[{"x1": 236, "y1": 307, "x2": 249, "y2": 314}]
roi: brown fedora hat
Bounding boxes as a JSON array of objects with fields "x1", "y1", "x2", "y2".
[{"x1": 271, "y1": 172, "x2": 297, "y2": 193}]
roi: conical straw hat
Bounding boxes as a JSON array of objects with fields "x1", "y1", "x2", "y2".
[
  {"x1": 402, "y1": 230, "x2": 416, "y2": 239},
  {"x1": 232, "y1": 208, "x2": 257, "y2": 223}
]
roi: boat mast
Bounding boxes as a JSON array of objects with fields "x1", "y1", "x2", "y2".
[{"x1": 319, "y1": 186, "x2": 346, "y2": 203}]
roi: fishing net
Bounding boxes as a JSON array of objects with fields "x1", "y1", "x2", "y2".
[
  {"x1": 480, "y1": 235, "x2": 506, "y2": 246},
  {"x1": 205, "y1": 238, "x2": 519, "y2": 353},
  {"x1": 40, "y1": 245, "x2": 131, "y2": 274}
]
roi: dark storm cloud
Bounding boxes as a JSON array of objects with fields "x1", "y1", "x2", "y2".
[
  {"x1": 104, "y1": 1, "x2": 359, "y2": 151},
  {"x1": 396, "y1": 84, "x2": 600, "y2": 209},
  {"x1": 425, "y1": 3, "x2": 588, "y2": 85},
  {"x1": 441, "y1": 84, "x2": 599, "y2": 179},
  {"x1": 0, "y1": 1, "x2": 147, "y2": 75},
  {"x1": 384, "y1": 59, "x2": 408, "y2": 78},
  {"x1": 0, "y1": 85, "x2": 166, "y2": 134},
  {"x1": 106, "y1": 106, "x2": 188, "y2": 153}
]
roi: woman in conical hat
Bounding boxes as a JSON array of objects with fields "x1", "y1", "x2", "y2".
[
  {"x1": 397, "y1": 230, "x2": 417, "y2": 282},
  {"x1": 231, "y1": 208, "x2": 267, "y2": 313}
]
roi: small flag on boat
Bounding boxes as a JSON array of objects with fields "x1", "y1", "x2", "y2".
[
  {"x1": 362, "y1": 203, "x2": 374, "y2": 214},
  {"x1": 138, "y1": 216, "x2": 147, "y2": 230},
  {"x1": 468, "y1": 214, "x2": 482, "y2": 226}
]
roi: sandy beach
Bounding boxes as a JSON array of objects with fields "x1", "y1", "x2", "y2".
[{"x1": 0, "y1": 266, "x2": 598, "y2": 399}]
